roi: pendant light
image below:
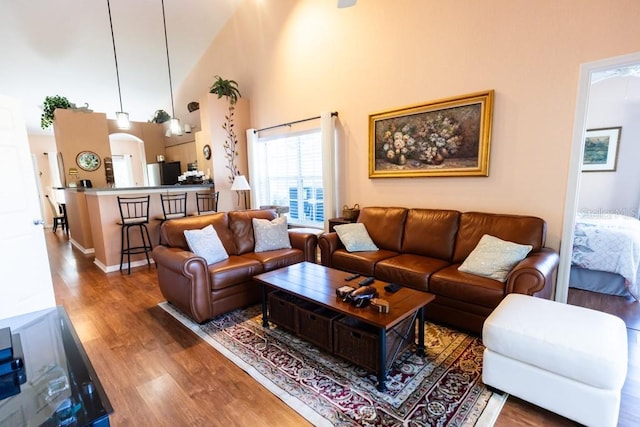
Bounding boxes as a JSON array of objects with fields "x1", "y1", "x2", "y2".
[
  {"x1": 107, "y1": 0, "x2": 130, "y2": 129},
  {"x1": 161, "y1": 0, "x2": 182, "y2": 136}
]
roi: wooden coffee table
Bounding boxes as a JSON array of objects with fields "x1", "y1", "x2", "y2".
[{"x1": 253, "y1": 262, "x2": 435, "y2": 391}]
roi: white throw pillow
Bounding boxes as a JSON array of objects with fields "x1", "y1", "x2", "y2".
[
  {"x1": 183, "y1": 225, "x2": 229, "y2": 265},
  {"x1": 253, "y1": 216, "x2": 292, "y2": 253},
  {"x1": 458, "y1": 234, "x2": 533, "y2": 282},
  {"x1": 334, "y1": 223, "x2": 379, "y2": 252}
]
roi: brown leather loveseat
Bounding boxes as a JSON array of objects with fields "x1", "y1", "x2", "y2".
[
  {"x1": 319, "y1": 206, "x2": 559, "y2": 334},
  {"x1": 153, "y1": 209, "x2": 318, "y2": 323}
]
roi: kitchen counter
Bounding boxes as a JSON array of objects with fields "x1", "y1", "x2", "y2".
[
  {"x1": 64, "y1": 185, "x2": 214, "y2": 272},
  {"x1": 68, "y1": 183, "x2": 212, "y2": 194}
]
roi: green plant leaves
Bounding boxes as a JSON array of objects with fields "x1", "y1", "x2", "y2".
[
  {"x1": 209, "y1": 75, "x2": 241, "y2": 105},
  {"x1": 41, "y1": 95, "x2": 71, "y2": 129}
]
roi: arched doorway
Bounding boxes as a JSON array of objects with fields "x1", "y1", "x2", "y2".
[{"x1": 108, "y1": 133, "x2": 146, "y2": 187}]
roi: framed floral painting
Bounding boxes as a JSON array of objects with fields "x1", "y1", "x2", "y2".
[
  {"x1": 581, "y1": 127, "x2": 621, "y2": 172},
  {"x1": 368, "y1": 90, "x2": 494, "y2": 178}
]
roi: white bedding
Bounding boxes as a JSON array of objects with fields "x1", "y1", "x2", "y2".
[{"x1": 572, "y1": 212, "x2": 640, "y2": 300}]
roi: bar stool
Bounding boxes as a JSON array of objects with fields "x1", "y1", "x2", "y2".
[
  {"x1": 155, "y1": 192, "x2": 188, "y2": 244},
  {"x1": 193, "y1": 191, "x2": 219, "y2": 216},
  {"x1": 117, "y1": 195, "x2": 153, "y2": 274}
]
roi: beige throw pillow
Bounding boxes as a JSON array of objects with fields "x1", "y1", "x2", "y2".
[
  {"x1": 183, "y1": 225, "x2": 229, "y2": 265},
  {"x1": 458, "y1": 234, "x2": 532, "y2": 282},
  {"x1": 253, "y1": 216, "x2": 292, "y2": 253},
  {"x1": 334, "y1": 223, "x2": 379, "y2": 252}
]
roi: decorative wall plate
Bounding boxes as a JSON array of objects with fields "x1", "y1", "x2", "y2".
[
  {"x1": 76, "y1": 151, "x2": 101, "y2": 171},
  {"x1": 203, "y1": 144, "x2": 211, "y2": 160}
]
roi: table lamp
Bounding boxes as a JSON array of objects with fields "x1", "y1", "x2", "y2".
[{"x1": 230, "y1": 175, "x2": 251, "y2": 209}]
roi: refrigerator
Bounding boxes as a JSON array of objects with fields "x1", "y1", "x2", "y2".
[{"x1": 147, "y1": 161, "x2": 181, "y2": 186}]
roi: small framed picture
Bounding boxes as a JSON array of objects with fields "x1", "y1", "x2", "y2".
[
  {"x1": 203, "y1": 144, "x2": 211, "y2": 160},
  {"x1": 582, "y1": 127, "x2": 621, "y2": 172}
]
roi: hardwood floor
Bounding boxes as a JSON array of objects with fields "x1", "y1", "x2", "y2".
[{"x1": 45, "y1": 231, "x2": 639, "y2": 426}]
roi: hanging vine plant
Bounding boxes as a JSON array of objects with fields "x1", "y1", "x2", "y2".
[
  {"x1": 209, "y1": 76, "x2": 242, "y2": 184},
  {"x1": 41, "y1": 95, "x2": 71, "y2": 129}
]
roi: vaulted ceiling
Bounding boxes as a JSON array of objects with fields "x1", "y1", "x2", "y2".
[{"x1": 0, "y1": 0, "x2": 242, "y2": 135}]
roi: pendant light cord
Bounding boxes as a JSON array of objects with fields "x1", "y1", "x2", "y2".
[
  {"x1": 161, "y1": 0, "x2": 176, "y2": 118},
  {"x1": 107, "y1": 0, "x2": 124, "y2": 113}
]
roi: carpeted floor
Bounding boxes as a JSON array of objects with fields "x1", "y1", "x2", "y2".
[{"x1": 160, "y1": 302, "x2": 507, "y2": 427}]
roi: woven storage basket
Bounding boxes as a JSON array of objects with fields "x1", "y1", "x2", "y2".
[
  {"x1": 342, "y1": 204, "x2": 360, "y2": 221},
  {"x1": 296, "y1": 306, "x2": 341, "y2": 352},
  {"x1": 268, "y1": 291, "x2": 308, "y2": 332},
  {"x1": 333, "y1": 315, "x2": 415, "y2": 372}
]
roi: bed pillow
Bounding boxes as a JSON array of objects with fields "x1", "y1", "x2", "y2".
[
  {"x1": 334, "y1": 223, "x2": 379, "y2": 252},
  {"x1": 458, "y1": 234, "x2": 532, "y2": 282},
  {"x1": 183, "y1": 225, "x2": 229, "y2": 265},
  {"x1": 253, "y1": 216, "x2": 291, "y2": 253}
]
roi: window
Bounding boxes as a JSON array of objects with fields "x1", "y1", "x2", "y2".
[{"x1": 252, "y1": 129, "x2": 324, "y2": 228}]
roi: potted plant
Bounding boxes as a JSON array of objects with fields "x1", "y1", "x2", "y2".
[
  {"x1": 209, "y1": 76, "x2": 242, "y2": 184},
  {"x1": 41, "y1": 95, "x2": 71, "y2": 129},
  {"x1": 150, "y1": 109, "x2": 171, "y2": 123},
  {"x1": 209, "y1": 76, "x2": 241, "y2": 104}
]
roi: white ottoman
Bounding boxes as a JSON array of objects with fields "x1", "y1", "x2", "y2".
[{"x1": 482, "y1": 294, "x2": 628, "y2": 427}]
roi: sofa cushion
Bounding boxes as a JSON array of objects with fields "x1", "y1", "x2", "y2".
[
  {"x1": 183, "y1": 225, "x2": 229, "y2": 265},
  {"x1": 458, "y1": 234, "x2": 533, "y2": 282},
  {"x1": 402, "y1": 209, "x2": 460, "y2": 260},
  {"x1": 430, "y1": 264, "x2": 506, "y2": 308},
  {"x1": 253, "y1": 216, "x2": 292, "y2": 252},
  {"x1": 242, "y1": 248, "x2": 305, "y2": 272},
  {"x1": 375, "y1": 253, "x2": 450, "y2": 292},
  {"x1": 228, "y1": 209, "x2": 277, "y2": 254},
  {"x1": 208, "y1": 256, "x2": 264, "y2": 291},
  {"x1": 357, "y1": 207, "x2": 407, "y2": 252},
  {"x1": 331, "y1": 249, "x2": 399, "y2": 277},
  {"x1": 334, "y1": 223, "x2": 378, "y2": 252},
  {"x1": 453, "y1": 212, "x2": 546, "y2": 263}
]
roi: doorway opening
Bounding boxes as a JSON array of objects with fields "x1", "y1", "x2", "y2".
[
  {"x1": 558, "y1": 51, "x2": 640, "y2": 304},
  {"x1": 108, "y1": 133, "x2": 146, "y2": 187}
]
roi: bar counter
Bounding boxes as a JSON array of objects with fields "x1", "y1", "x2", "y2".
[{"x1": 64, "y1": 185, "x2": 213, "y2": 273}]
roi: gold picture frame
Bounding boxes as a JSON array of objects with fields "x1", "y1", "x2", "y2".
[{"x1": 369, "y1": 90, "x2": 494, "y2": 178}]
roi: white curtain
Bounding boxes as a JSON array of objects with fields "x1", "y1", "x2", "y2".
[
  {"x1": 246, "y1": 128, "x2": 258, "y2": 209},
  {"x1": 320, "y1": 111, "x2": 337, "y2": 221}
]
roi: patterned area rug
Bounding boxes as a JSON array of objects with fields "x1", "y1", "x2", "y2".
[{"x1": 160, "y1": 302, "x2": 507, "y2": 427}]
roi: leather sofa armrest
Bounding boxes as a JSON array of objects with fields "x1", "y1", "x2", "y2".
[
  {"x1": 288, "y1": 231, "x2": 318, "y2": 263},
  {"x1": 505, "y1": 247, "x2": 559, "y2": 299},
  {"x1": 152, "y1": 245, "x2": 213, "y2": 323},
  {"x1": 318, "y1": 232, "x2": 343, "y2": 267}
]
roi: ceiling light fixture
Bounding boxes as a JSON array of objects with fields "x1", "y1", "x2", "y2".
[
  {"x1": 107, "y1": 0, "x2": 130, "y2": 130},
  {"x1": 161, "y1": 0, "x2": 182, "y2": 136}
]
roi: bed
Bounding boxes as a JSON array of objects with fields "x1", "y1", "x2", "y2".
[{"x1": 570, "y1": 212, "x2": 640, "y2": 301}]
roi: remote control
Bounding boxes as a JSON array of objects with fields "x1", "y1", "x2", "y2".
[
  {"x1": 344, "y1": 273, "x2": 361, "y2": 281},
  {"x1": 384, "y1": 283, "x2": 402, "y2": 293},
  {"x1": 358, "y1": 277, "x2": 375, "y2": 287}
]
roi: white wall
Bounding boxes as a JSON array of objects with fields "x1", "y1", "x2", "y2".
[{"x1": 579, "y1": 76, "x2": 640, "y2": 217}]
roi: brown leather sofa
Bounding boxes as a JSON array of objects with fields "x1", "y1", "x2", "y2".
[
  {"x1": 152, "y1": 209, "x2": 318, "y2": 323},
  {"x1": 319, "y1": 206, "x2": 559, "y2": 334}
]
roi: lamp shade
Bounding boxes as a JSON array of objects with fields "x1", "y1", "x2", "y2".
[
  {"x1": 116, "y1": 112, "x2": 130, "y2": 129},
  {"x1": 230, "y1": 175, "x2": 251, "y2": 191}
]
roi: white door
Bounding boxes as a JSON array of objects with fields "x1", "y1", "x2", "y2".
[{"x1": 0, "y1": 95, "x2": 56, "y2": 320}]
